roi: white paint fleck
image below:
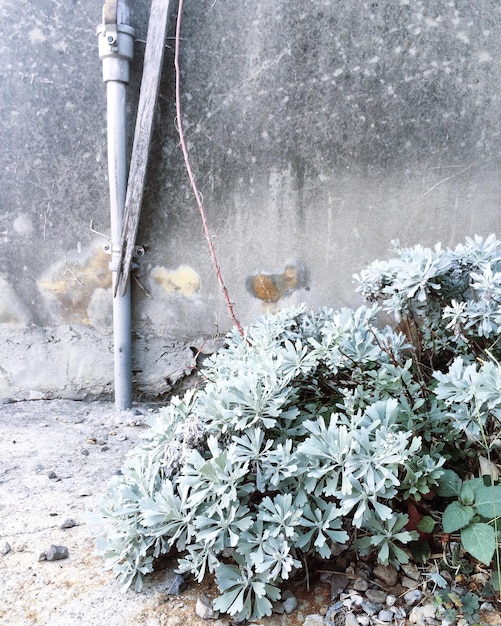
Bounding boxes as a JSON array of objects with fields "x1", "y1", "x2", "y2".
[
  {"x1": 13, "y1": 214, "x2": 33, "y2": 237},
  {"x1": 387, "y1": 85, "x2": 395, "y2": 96},
  {"x1": 408, "y1": 47, "x2": 417, "y2": 56},
  {"x1": 456, "y1": 31, "x2": 470, "y2": 44},
  {"x1": 477, "y1": 51, "x2": 492, "y2": 63},
  {"x1": 28, "y1": 28, "x2": 46, "y2": 44},
  {"x1": 333, "y1": 68, "x2": 343, "y2": 77},
  {"x1": 368, "y1": 55, "x2": 379, "y2": 64}
]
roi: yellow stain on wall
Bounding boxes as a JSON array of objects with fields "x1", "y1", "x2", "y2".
[
  {"x1": 247, "y1": 263, "x2": 308, "y2": 303},
  {"x1": 151, "y1": 265, "x2": 200, "y2": 296},
  {"x1": 38, "y1": 245, "x2": 112, "y2": 324}
]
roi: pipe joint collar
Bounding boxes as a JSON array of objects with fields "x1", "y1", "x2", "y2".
[{"x1": 97, "y1": 23, "x2": 135, "y2": 83}]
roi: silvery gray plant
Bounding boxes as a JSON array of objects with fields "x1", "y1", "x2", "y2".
[{"x1": 93, "y1": 234, "x2": 501, "y2": 621}]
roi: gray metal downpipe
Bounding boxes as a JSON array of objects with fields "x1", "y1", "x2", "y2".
[{"x1": 97, "y1": 1, "x2": 135, "y2": 409}]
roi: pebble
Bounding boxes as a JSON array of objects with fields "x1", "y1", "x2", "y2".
[
  {"x1": 361, "y1": 601, "x2": 380, "y2": 616},
  {"x1": 45, "y1": 545, "x2": 69, "y2": 561},
  {"x1": 403, "y1": 588, "x2": 423, "y2": 606},
  {"x1": 365, "y1": 589, "x2": 387, "y2": 604},
  {"x1": 167, "y1": 574, "x2": 187, "y2": 595},
  {"x1": 195, "y1": 596, "x2": 219, "y2": 620},
  {"x1": 356, "y1": 616, "x2": 370, "y2": 626},
  {"x1": 283, "y1": 594, "x2": 298, "y2": 614},
  {"x1": 408, "y1": 603, "x2": 437, "y2": 623},
  {"x1": 377, "y1": 609, "x2": 393, "y2": 622},
  {"x1": 1, "y1": 542, "x2": 11, "y2": 556},
  {"x1": 401, "y1": 575, "x2": 419, "y2": 588},
  {"x1": 373, "y1": 564, "x2": 398, "y2": 587},
  {"x1": 60, "y1": 519, "x2": 77, "y2": 529},
  {"x1": 47, "y1": 470, "x2": 57, "y2": 479},
  {"x1": 353, "y1": 577, "x2": 369, "y2": 592},
  {"x1": 343, "y1": 613, "x2": 359, "y2": 626},
  {"x1": 385, "y1": 594, "x2": 397, "y2": 607},
  {"x1": 331, "y1": 573, "x2": 349, "y2": 598},
  {"x1": 401, "y1": 563, "x2": 420, "y2": 581}
]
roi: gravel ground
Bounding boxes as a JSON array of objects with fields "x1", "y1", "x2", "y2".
[
  {"x1": 1, "y1": 399, "x2": 500, "y2": 626},
  {"x1": 0, "y1": 400, "x2": 322, "y2": 626}
]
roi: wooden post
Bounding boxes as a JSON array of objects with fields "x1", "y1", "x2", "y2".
[{"x1": 115, "y1": 0, "x2": 171, "y2": 296}]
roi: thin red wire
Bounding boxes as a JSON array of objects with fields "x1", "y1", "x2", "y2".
[{"x1": 174, "y1": 0, "x2": 245, "y2": 338}]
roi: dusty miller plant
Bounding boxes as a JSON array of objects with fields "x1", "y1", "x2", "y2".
[{"x1": 94, "y1": 234, "x2": 501, "y2": 620}]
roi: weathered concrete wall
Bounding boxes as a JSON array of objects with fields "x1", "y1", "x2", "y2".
[{"x1": 0, "y1": 0, "x2": 500, "y2": 400}]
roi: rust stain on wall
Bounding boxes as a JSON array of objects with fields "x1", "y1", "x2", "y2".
[
  {"x1": 151, "y1": 265, "x2": 200, "y2": 296},
  {"x1": 38, "y1": 245, "x2": 111, "y2": 324},
  {"x1": 247, "y1": 263, "x2": 308, "y2": 303}
]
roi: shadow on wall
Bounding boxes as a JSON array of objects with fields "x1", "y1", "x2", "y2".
[{"x1": 246, "y1": 262, "x2": 309, "y2": 303}]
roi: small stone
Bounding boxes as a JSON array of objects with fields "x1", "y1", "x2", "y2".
[
  {"x1": 373, "y1": 564, "x2": 398, "y2": 587},
  {"x1": 283, "y1": 594, "x2": 298, "y2": 614},
  {"x1": 38, "y1": 551, "x2": 47, "y2": 562},
  {"x1": 385, "y1": 594, "x2": 397, "y2": 607},
  {"x1": 272, "y1": 601, "x2": 285, "y2": 614},
  {"x1": 408, "y1": 604, "x2": 437, "y2": 623},
  {"x1": 353, "y1": 577, "x2": 369, "y2": 592},
  {"x1": 390, "y1": 606, "x2": 407, "y2": 619},
  {"x1": 81, "y1": 449, "x2": 89, "y2": 456},
  {"x1": 167, "y1": 574, "x2": 187, "y2": 595},
  {"x1": 343, "y1": 613, "x2": 359, "y2": 626},
  {"x1": 86, "y1": 437, "x2": 97, "y2": 445},
  {"x1": 100, "y1": 445, "x2": 110, "y2": 451},
  {"x1": 331, "y1": 573, "x2": 349, "y2": 599},
  {"x1": 60, "y1": 519, "x2": 77, "y2": 529},
  {"x1": 403, "y1": 588, "x2": 422, "y2": 606},
  {"x1": 401, "y1": 563, "x2": 420, "y2": 581},
  {"x1": 401, "y1": 575, "x2": 418, "y2": 589},
  {"x1": 45, "y1": 545, "x2": 69, "y2": 561},
  {"x1": 47, "y1": 471, "x2": 57, "y2": 479},
  {"x1": 1, "y1": 543, "x2": 11, "y2": 556},
  {"x1": 365, "y1": 589, "x2": 387, "y2": 604},
  {"x1": 117, "y1": 433, "x2": 128, "y2": 442},
  {"x1": 195, "y1": 596, "x2": 219, "y2": 620},
  {"x1": 356, "y1": 616, "x2": 370, "y2": 626},
  {"x1": 303, "y1": 615, "x2": 325, "y2": 626},
  {"x1": 377, "y1": 609, "x2": 393, "y2": 622},
  {"x1": 361, "y1": 601, "x2": 379, "y2": 615}
]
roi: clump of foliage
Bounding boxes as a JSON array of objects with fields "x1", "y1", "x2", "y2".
[{"x1": 94, "y1": 234, "x2": 501, "y2": 621}]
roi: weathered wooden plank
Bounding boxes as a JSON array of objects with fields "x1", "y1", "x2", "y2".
[{"x1": 115, "y1": 0, "x2": 170, "y2": 296}]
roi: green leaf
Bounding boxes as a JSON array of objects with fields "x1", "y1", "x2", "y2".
[
  {"x1": 417, "y1": 516, "x2": 436, "y2": 534},
  {"x1": 473, "y1": 485, "x2": 501, "y2": 520},
  {"x1": 461, "y1": 523, "x2": 496, "y2": 565},
  {"x1": 490, "y1": 569, "x2": 501, "y2": 591},
  {"x1": 435, "y1": 469, "x2": 462, "y2": 497},
  {"x1": 442, "y1": 502, "x2": 474, "y2": 533}
]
